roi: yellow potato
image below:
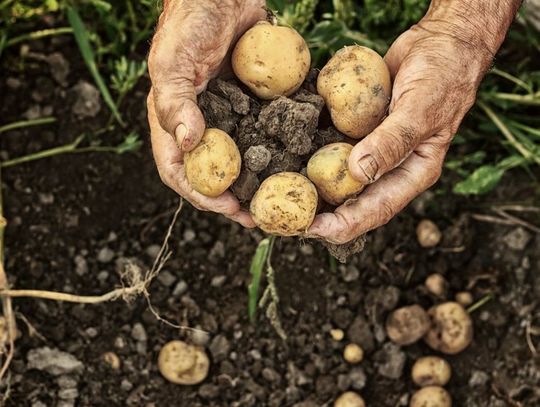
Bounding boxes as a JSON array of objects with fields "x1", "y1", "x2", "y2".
[
  {"x1": 424, "y1": 302, "x2": 473, "y2": 354},
  {"x1": 232, "y1": 21, "x2": 311, "y2": 99},
  {"x1": 185, "y1": 128, "x2": 241, "y2": 197},
  {"x1": 411, "y1": 356, "x2": 452, "y2": 387},
  {"x1": 318, "y1": 45, "x2": 391, "y2": 138},
  {"x1": 334, "y1": 391, "x2": 366, "y2": 407},
  {"x1": 250, "y1": 172, "x2": 318, "y2": 236},
  {"x1": 307, "y1": 143, "x2": 365, "y2": 205},
  {"x1": 158, "y1": 340, "x2": 210, "y2": 385},
  {"x1": 410, "y1": 386, "x2": 452, "y2": 407}
]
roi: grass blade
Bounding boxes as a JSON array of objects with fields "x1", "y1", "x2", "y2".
[
  {"x1": 248, "y1": 237, "x2": 272, "y2": 323},
  {"x1": 0, "y1": 117, "x2": 56, "y2": 135},
  {"x1": 67, "y1": 6, "x2": 125, "y2": 127}
]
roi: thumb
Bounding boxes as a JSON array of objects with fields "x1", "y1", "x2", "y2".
[
  {"x1": 348, "y1": 109, "x2": 428, "y2": 184},
  {"x1": 151, "y1": 79, "x2": 206, "y2": 152}
]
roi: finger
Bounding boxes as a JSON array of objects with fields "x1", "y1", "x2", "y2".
[
  {"x1": 384, "y1": 29, "x2": 417, "y2": 78},
  {"x1": 348, "y1": 107, "x2": 429, "y2": 185},
  {"x1": 224, "y1": 209, "x2": 257, "y2": 229},
  {"x1": 309, "y1": 139, "x2": 449, "y2": 244}
]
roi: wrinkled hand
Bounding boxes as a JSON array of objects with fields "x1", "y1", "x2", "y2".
[
  {"x1": 147, "y1": 0, "x2": 265, "y2": 227},
  {"x1": 308, "y1": 22, "x2": 495, "y2": 244}
]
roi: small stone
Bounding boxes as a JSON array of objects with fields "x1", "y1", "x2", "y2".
[
  {"x1": 97, "y1": 247, "x2": 114, "y2": 263},
  {"x1": 47, "y1": 52, "x2": 70, "y2": 86},
  {"x1": 121, "y1": 379, "x2": 133, "y2": 391},
  {"x1": 469, "y1": 370, "x2": 490, "y2": 387},
  {"x1": 209, "y1": 335, "x2": 230, "y2": 362},
  {"x1": 209, "y1": 241, "x2": 226, "y2": 260},
  {"x1": 32, "y1": 402, "x2": 47, "y2": 407},
  {"x1": 57, "y1": 375, "x2": 78, "y2": 389},
  {"x1": 85, "y1": 327, "x2": 98, "y2": 338},
  {"x1": 211, "y1": 275, "x2": 227, "y2": 288},
  {"x1": 38, "y1": 193, "x2": 54, "y2": 205},
  {"x1": 157, "y1": 270, "x2": 177, "y2": 287},
  {"x1": 74, "y1": 255, "x2": 88, "y2": 276},
  {"x1": 348, "y1": 367, "x2": 367, "y2": 390},
  {"x1": 244, "y1": 145, "x2": 272, "y2": 173},
  {"x1": 503, "y1": 227, "x2": 532, "y2": 251},
  {"x1": 337, "y1": 374, "x2": 351, "y2": 391},
  {"x1": 340, "y1": 265, "x2": 360, "y2": 282},
  {"x1": 58, "y1": 388, "x2": 78, "y2": 400},
  {"x1": 375, "y1": 343, "x2": 406, "y2": 379},
  {"x1": 183, "y1": 229, "x2": 196, "y2": 242},
  {"x1": 172, "y1": 280, "x2": 188, "y2": 296},
  {"x1": 262, "y1": 367, "x2": 281, "y2": 383},
  {"x1": 97, "y1": 271, "x2": 109, "y2": 283},
  {"x1": 249, "y1": 349, "x2": 262, "y2": 360},
  {"x1": 145, "y1": 244, "x2": 161, "y2": 259},
  {"x1": 72, "y1": 81, "x2": 101, "y2": 118},
  {"x1": 6, "y1": 77, "x2": 21, "y2": 89},
  {"x1": 189, "y1": 329, "x2": 210, "y2": 347},
  {"x1": 114, "y1": 336, "x2": 126, "y2": 349},
  {"x1": 300, "y1": 244, "x2": 314, "y2": 256},
  {"x1": 198, "y1": 384, "x2": 220, "y2": 399},
  {"x1": 102, "y1": 352, "x2": 121, "y2": 370},
  {"x1": 27, "y1": 347, "x2": 84, "y2": 376},
  {"x1": 131, "y1": 323, "x2": 147, "y2": 342}
]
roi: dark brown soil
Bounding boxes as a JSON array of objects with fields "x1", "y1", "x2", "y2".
[{"x1": 1, "y1": 34, "x2": 540, "y2": 407}]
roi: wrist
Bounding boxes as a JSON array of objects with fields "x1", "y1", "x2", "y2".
[{"x1": 420, "y1": 0, "x2": 521, "y2": 56}]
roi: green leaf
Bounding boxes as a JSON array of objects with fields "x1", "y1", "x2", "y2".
[
  {"x1": 453, "y1": 165, "x2": 505, "y2": 195},
  {"x1": 67, "y1": 6, "x2": 124, "y2": 127},
  {"x1": 248, "y1": 238, "x2": 272, "y2": 323}
]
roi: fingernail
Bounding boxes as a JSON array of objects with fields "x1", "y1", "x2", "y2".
[
  {"x1": 175, "y1": 124, "x2": 188, "y2": 149},
  {"x1": 357, "y1": 154, "x2": 379, "y2": 183}
]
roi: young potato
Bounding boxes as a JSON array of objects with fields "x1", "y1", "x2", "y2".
[
  {"x1": 232, "y1": 21, "x2": 311, "y2": 99},
  {"x1": 317, "y1": 45, "x2": 391, "y2": 138},
  {"x1": 412, "y1": 356, "x2": 452, "y2": 387},
  {"x1": 158, "y1": 340, "x2": 210, "y2": 385},
  {"x1": 250, "y1": 172, "x2": 318, "y2": 236},
  {"x1": 425, "y1": 273, "x2": 448, "y2": 298},
  {"x1": 416, "y1": 219, "x2": 442, "y2": 248},
  {"x1": 424, "y1": 302, "x2": 473, "y2": 354},
  {"x1": 410, "y1": 386, "x2": 452, "y2": 407},
  {"x1": 386, "y1": 305, "x2": 431, "y2": 346},
  {"x1": 307, "y1": 143, "x2": 365, "y2": 205},
  {"x1": 184, "y1": 128, "x2": 241, "y2": 197},
  {"x1": 343, "y1": 343, "x2": 364, "y2": 364},
  {"x1": 334, "y1": 391, "x2": 366, "y2": 407}
]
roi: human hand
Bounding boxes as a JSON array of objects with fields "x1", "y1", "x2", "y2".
[
  {"x1": 147, "y1": 0, "x2": 265, "y2": 227},
  {"x1": 307, "y1": 9, "x2": 511, "y2": 244}
]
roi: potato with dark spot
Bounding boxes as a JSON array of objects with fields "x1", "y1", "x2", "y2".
[
  {"x1": 410, "y1": 386, "x2": 452, "y2": 407},
  {"x1": 412, "y1": 356, "x2": 452, "y2": 387},
  {"x1": 185, "y1": 128, "x2": 241, "y2": 197},
  {"x1": 424, "y1": 302, "x2": 473, "y2": 354},
  {"x1": 158, "y1": 340, "x2": 209, "y2": 385},
  {"x1": 386, "y1": 305, "x2": 431, "y2": 346},
  {"x1": 250, "y1": 172, "x2": 318, "y2": 236},
  {"x1": 317, "y1": 45, "x2": 391, "y2": 138},
  {"x1": 307, "y1": 143, "x2": 365, "y2": 205},
  {"x1": 232, "y1": 21, "x2": 311, "y2": 99},
  {"x1": 334, "y1": 391, "x2": 366, "y2": 407}
]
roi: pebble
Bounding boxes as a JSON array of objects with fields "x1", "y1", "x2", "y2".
[
  {"x1": 97, "y1": 271, "x2": 109, "y2": 283},
  {"x1": 27, "y1": 347, "x2": 84, "y2": 376},
  {"x1": 145, "y1": 244, "x2": 161, "y2": 259},
  {"x1": 38, "y1": 192, "x2": 54, "y2": 205},
  {"x1": 337, "y1": 374, "x2": 351, "y2": 391},
  {"x1": 131, "y1": 323, "x2": 147, "y2": 342},
  {"x1": 57, "y1": 375, "x2": 78, "y2": 389},
  {"x1": 376, "y1": 343, "x2": 406, "y2": 379},
  {"x1": 6, "y1": 77, "x2": 21, "y2": 89},
  {"x1": 74, "y1": 255, "x2": 88, "y2": 276},
  {"x1": 120, "y1": 379, "x2": 133, "y2": 392},
  {"x1": 348, "y1": 367, "x2": 367, "y2": 390},
  {"x1": 340, "y1": 265, "x2": 360, "y2": 282},
  {"x1": 300, "y1": 244, "x2": 314, "y2": 256},
  {"x1": 97, "y1": 247, "x2": 115, "y2": 263},
  {"x1": 209, "y1": 335, "x2": 230, "y2": 362},
  {"x1": 209, "y1": 241, "x2": 226, "y2": 260},
  {"x1": 157, "y1": 270, "x2": 177, "y2": 287},
  {"x1": 249, "y1": 350, "x2": 262, "y2": 360},
  {"x1": 58, "y1": 388, "x2": 78, "y2": 400},
  {"x1": 31, "y1": 402, "x2": 47, "y2": 407},
  {"x1": 183, "y1": 229, "x2": 196, "y2": 242},
  {"x1": 85, "y1": 327, "x2": 98, "y2": 338},
  {"x1": 502, "y1": 227, "x2": 532, "y2": 251},
  {"x1": 47, "y1": 52, "x2": 70, "y2": 86},
  {"x1": 189, "y1": 329, "x2": 210, "y2": 347},
  {"x1": 211, "y1": 275, "x2": 227, "y2": 288},
  {"x1": 198, "y1": 384, "x2": 220, "y2": 399},
  {"x1": 72, "y1": 81, "x2": 101, "y2": 118},
  {"x1": 172, "y1": 280, "x2": 188, "y2": 296},
  {"x1": 469, "y1": 370, "x2": 490, "y2": 387},
  {"x1": 262, "y1": 367, "x2": 281, "y2": 383}
]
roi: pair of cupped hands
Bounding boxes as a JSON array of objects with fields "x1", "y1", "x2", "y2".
[{"x1": 147, "y1": 0, "x2": 493, "y2": 244}]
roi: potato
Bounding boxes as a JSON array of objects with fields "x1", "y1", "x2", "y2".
[
  {"x1": 250, "y1": 172, "x2": 318, "y2": 236},
  {"x1": 102, "y1": 351, "x2": 121, "y2": 370},
  {"x1": 307, "y1": 143, "x2": 365, "y2": 205},
  {"x1": 425, "y1": 273, "x2": 448, "y2": 298},
  {"x1": 455, "y1": 291, "x2": 474, "y2": 307},
  {"x1": 185, "y1": 128, "x2": 241, "y2": 197},
  {"x1": 232, "y1": 21, "x2": 310, "y2": 99},
  {"x1": 386, "y1": 305, "x2": 431, "y2": 346},
  {"x1": 334, "y1": 391, "x2": 366, "y2": 407},
  {"x1": 158, "y1": 340, "x2": 210, "y2": 385},
  {"x1": 343, "y1": 343, "x2": 364, "y2": 364},
  {"x1": 411, "y1": 356, "x2": 452, "y2": 387},
  {"x1": 410, "y1": 386, "x2": 452, "y2": 407},
  {"x1": 424, "y1": 302, "x2": 473, "y2": 354},
  {"x1": 416, "y1": 219, "x2": 442, "y2": 248},
  {"x1": 317, "y1": 45, "x2": 391, "y2": 138}
]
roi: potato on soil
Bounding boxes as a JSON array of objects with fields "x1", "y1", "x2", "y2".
[
  {"x1": 232, "y1": 21, "x2": 311, "y2": 100},
  {"x1": 184, "y1": 128, "x2": 241, "y2": 197},
  {"x1": 307, "y1": 143, "x2": 365, "y2": 205},
  {"x1": 416, "y1": 219, "x2": 442, "y2": 248},
  {"x1": 158, "y1": 340, "x2": 209, "y2": 385},
  {"x1": 334, "y1": 391, "x2": 366, "y2": 407},
  {"x1": 317, "y1": 45, "x2": 391, "y2": 139},
  {"x1": 386, "y1": 305, "x2": 431, "y2": 346},
  {"x1": 410, "y1": 386, "x2": 452, "y2": 407},
  {"x1": 424, "y1": 302, "x2": 473, "y2": 354},
  {"x1": 343, "y1": 343, "x2": 364, "y2": 364},
  {"x1": 411, "y1": 356, "x2": 452, "y2": 387},
  {"x1": 425, "y1": 273, "x2": 448, "y2": 298},
  {"x1": 250, "y1": 172, "x2": 318, "y2": 236}
]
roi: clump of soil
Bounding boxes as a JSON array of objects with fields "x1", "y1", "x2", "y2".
[{"x1": 198, "y1": 72, "x2": 363, "y2": 259}]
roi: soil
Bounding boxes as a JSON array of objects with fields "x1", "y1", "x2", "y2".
[{"x1": 1, "y1": 34, "x2": 540, "y2": 407}]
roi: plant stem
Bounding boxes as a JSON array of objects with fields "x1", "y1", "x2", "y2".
[
  {"x1": 5, "y1": 27, "x2": 73, "y2": 49},
  {"x1": 1, "y1": 136, "x2": 84, "y2": 168},
  {"x1": 492, "y1": 92, "x2": 540, "y2": 106},
  {"x1": 490, "y1": 68, "x2": 533, "y2": 93},
  {"x1": 467, "y1": 294, "x2": 493, "y2": 314},
  {"x1": 0, "y1": 117, "x2": 56, "y2": 135}
]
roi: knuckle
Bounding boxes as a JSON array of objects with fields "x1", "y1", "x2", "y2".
[{"x1": 379, "y1": 199, "x2": 397, "y2": 226}]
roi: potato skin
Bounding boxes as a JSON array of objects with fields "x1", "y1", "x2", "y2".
[
  {"x1": 317, "y1": 45, "x2": 391, "y2": 138},
  {"x1": 184, "y1": 128, "x2": 241, "y2": 197},
  {"x1": 232, "y1": 21, "x2": 311, "y2": 99},
  {"x1": 158, "y1": 340, "x2": 209, "y2": 385},
  {"x1": 250, "y1": 172, "x2": 318, "y2": 236},
  {"x1": 386, "y1": 305, "x2": 431, "y2": 346},
  {"x1": 410, "y1": 386, "x2": 452, "y2": 407},
  {"x1": 424, "y1": 302, "x2": 473, "y2": 354},
  {"x1": 411, "y1": 356, "x2": 452, "y2": 387},
  {"x1": 334, "y1": 391, "x2": 366, "y2": 407},
  {"x1": 307, "y1": 143, "x2": 365, "y2": 205}
]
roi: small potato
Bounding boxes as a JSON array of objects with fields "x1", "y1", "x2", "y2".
[
  {"x1": 455, "y1": 291, "x2": 474, "y2": 307},
  {"x1": 425, "y1": 273, "x2": 448, "y2": 298},
  {"x1": 386, "y1": 305, "x2": 431, "y2": 346},
  {"x1": 317, "y1": 45, "x2": 391, "y2": 139},
  {"x1": 424, "y1": 302, "x2": 473, "y2": 355},
  {"x1": 232, "y1": 21, "x2": 311, "y2": 99},
  {"x1": 410, "y1": 386, "x2": 452, "y2": 407},
  {"x1": 343, "y1": 343, "x2": 364, "y2": 364},
  {"x1": 411, "y1": 356, "x2": 452, "y2": 387},
  {"x1": 158, "y1": 340, "x2": 210, "y2": 385},
  {"x1": 416, "y1": 219, "x2": 442, "y2": 248},
  {"x1": 185, "y1": 128, "x2": 241, "y2": 197},
  {"x1": 334, "y1": 391, "x2": 366, "y2": 407},
  {"x1": 250, "y1": 172, "x2": 318, "y2": 236},
  {"x1": 307, "y1": 143, "x2": 365, "y2": 205}
]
